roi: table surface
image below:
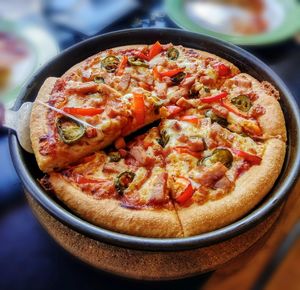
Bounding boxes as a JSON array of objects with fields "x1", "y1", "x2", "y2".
[{"x1": 0, "y1": 1, "x2": 299, "y2": 289}]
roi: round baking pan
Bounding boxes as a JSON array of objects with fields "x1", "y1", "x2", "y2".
[{"x1": 9, "y1": 28, "x2": 300, "y2": 254}]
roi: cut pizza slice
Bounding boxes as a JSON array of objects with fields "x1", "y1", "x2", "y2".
[
  {"x1": 158, "y1": 117, "x2": 285, "y2": 236},
  {"x1": 30, "y1": 77, "x2": 162, "y2": 172},
  {"x1": 43, "y1": 127, "x2": 183, "y2": 238}
]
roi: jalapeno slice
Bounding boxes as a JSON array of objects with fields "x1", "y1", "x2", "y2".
[
  {"x1": 205, "y1": 110, "x2": 228, "y2": 127},
  {"x1": 109, "y1": 151, "x2": 121, "y2": 162},
  {"x1": 101, "y1": 56, "x2": 120, "y2": 73},
  {"x1": 94, "y1": 76, "x2": 105, "y2": 83},
  {"x1": 128, "y1": 56, "x2": 149, "y2": 68},
  {"x1": 200, "y1": 148, "x2": 233, "y2": 168},
  {"x1": 231, "y1": 95, "x2": 252, "y2": 112},
  {"x1": 167, "y1": 47, "x2": 179, "y2": 60},
  {"x1": 56, "y1": 116, "x2": 85, "y2": 144},
  {"x1": 157, "y1": 130, "x2": 170, "y2": 148},
  {"x1": 115, "y1": 171, "x2": 135, "y2": 195},
  {"x1": 171, "y1": 72, "x2": 186, "y2": 84}
]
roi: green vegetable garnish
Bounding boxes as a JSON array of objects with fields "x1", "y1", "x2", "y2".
[
  {"x1": 101, "y1": 56, "x2": 120, "y2": 73},
  {"x1": 171, "y1": 72, "x2": 186, "y2": 84},
  {"x1": 205, "y1": 110, "x2": 228, "y2": 127},
  {"x1": 200, "y1": 148, "x2": 233, "y2": 168},
  {"x1": 128, "y1": 56, "x2": 149, "y2": 67},
  {"x1": 115, "y1": 171, "x2": 135, "y2": 195},
  {"x1": 56, "y1": 116, "x2": 85, "y2": 144},
  {"x1": 167, "y1": 47, "x2": 179, "y2": 60},
  {"x1": 231, "y1": 95, "x2": 252, "y2": 112}
]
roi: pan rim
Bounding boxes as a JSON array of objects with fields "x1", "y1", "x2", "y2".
[{"x1": 9, "y1": 28, "x2": 300, "y2": 251}]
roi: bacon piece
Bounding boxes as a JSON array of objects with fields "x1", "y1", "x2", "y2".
[
  {"x1": 214, "y1": 176, "x2": 233, "y2": 191},
  {"x1": 194, "y1": 162, "x2": 227, "y2": 188},
  {"x1": 155, "y1": 81, "x2": 168, "y2": 98},
  {"x1": 181, "y1": 76, "x2": 196, "y2": 89},
  {"x1": 187, "y1": 138, "x2": 205, "y2": 152},
  {"x1": 200, "y1": 76, "x2": 215, "y2": 87},
  {"x1": 176, "y1": 97, "x2": 193, "y2": 109},
  {"x1": 117, "y1": 72, "x2": 131, "y2": 92},
  {"x1": 66, "y1": 81, "x2": 98, "y2": 94},
  {"x1": 212, "y1": 104, "x2": 229, "y2": 118},
  {"x1": 149, "y1": 172, "x2": 168, "y2": 203},
  {"x1": 129, "y1": 146, "x2": 155, "y2": 167},
  {"x1": 210, "y1": 123, "x2": 234, "y2": 147}
]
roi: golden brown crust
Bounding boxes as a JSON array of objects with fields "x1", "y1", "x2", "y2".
[
  {"x1": 176, "y1": 138, "x2": 286, "y2": 236},
  {"x1": 49, "y1": 173, "x2": 183, "y2": 238},
  {"x1": 30, "y1": 77, "x2": 58, "y2": 172}
]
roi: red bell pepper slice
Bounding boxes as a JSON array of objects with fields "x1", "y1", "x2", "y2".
[
  {"x1": 165, "y1": 105, "x2": 183, "y2": 117},
  {"x1": 135, "y1": 51, "x2": 149, "y2": 61},
  {"x1": 132, "y1": 93, "x2": 145, "y2": 126},
  {"x1": 232, "y1": 149, "x2": 262, "y2": 165},
  {"x1": 200, "y1": 92, "x2": 228, "y2": 103},
  {"x1": 153, "y1": 66, "x2": 161, "y2": 80},
  {"x1": 180, "y1": 115, "x2": 199, "y2": 125},
  {"x1": 159, "y1": 68, "x2": 184, "y2": 78},
  {"x1": 148, "y1": 41, "x2": 163, "y2": 60},
  {"x1": 175, "y1": 177, "x2": 195, "y2": 205},
  {"x1": 63, "y1": 107, "x2": 104, "y2": 116},
  {"x1": 213, "y1": 63, "x2": 231, "y2": 77},
  {"x1": 116, "y1": 56, "x2": 128, "y2": 76}
]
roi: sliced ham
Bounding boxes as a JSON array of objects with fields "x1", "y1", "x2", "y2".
[
  {"x1": 66, "y1": 81, "x2": 98, "y2": 94},
  {"x1": 214, "y1": 175, "x2": 233, "y2": 191},
  {"x1": 155, "y1": 81, "x2": 168, "y2": 98},
  {"x1": 194, "y1": 162, "x2": 227, "y2": 188},
  {"x1": 149, "y1": 172, "x2": 167, "y2": 202},
  {"x1": 212, "y1": 104, "x2": 229, "y2": 118},
  {"x1": 187, "y1": 138, "x2": 206, "y2": 152},
  {"x1": 117, "y1": 72, "x2": 131, "y2": 92},
  {"x1": 181, "y1": 76, "x2": 196, "y2": 89},
  {"x1": 129, "y1": 145, "x2": 155, "y2": 167}
]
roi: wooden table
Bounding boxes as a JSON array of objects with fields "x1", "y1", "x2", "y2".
[{"x1": 202, "y1": 179, "x2": 300, "y2": 290}]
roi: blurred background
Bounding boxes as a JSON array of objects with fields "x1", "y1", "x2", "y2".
[{"x1": 0, "y1": 1, "x2": 299, "y2": 290}]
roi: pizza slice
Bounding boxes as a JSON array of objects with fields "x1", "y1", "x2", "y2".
[{"x1": 42, "y1": 127, "x2": 183, "y2": 238}]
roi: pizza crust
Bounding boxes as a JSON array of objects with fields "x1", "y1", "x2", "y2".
[
  {"x1": 176, "y1": 138, "x2": 286, "y2": 237},
  {"x1": 48, "y1": 173, "x2": 184, "y2": 238}
]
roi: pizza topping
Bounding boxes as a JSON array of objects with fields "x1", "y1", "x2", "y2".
[
  {"x1": 93, "y1": 76, "x2": 105, "y2": 84},
  {"x1": 56, "y1": 116, "x2": 85, "y2": 144},
  {"x1": 159, "y1": 68, "x2": 184, "y2": 78},
  {"x1": 66, "y1": 81, "x2": 99, "y2": 94},
  {"x1": 250, "y1": 104, "x2": 266, "y2": 118},
  {"x1": 102, "y1": 56, "x2": 120, "y2": 73},
  {"x1": 117, "y1": 72, "x2": 131, "y2": 92},
  {"x1": 157, "y1": 129, "x2": 170, "y2": 148},
  {"x1": 148, "y1": 41, "x2": 163, "y2": 60},
  {"x1": 213, "y1": 175, "x2": 233, "y2": 191},
  {"x1": 132, "y1": 93, "x2": 145, "y2": 126},
  {"x1": 160, "y1": 105, "x2": 183, "y2": 118},
  {"x1": 128, "y1": 56, "x2": 149, "y2": 68},
  {"x1": 200, "y1": 92, "x2": 228, "y2": 103},
  {"x1": 231, "y1": 95, "x2": 252, "y2": 112},
  {"x1": 167, "y1": 47, "x2": 179, "y2": 60},
  {"x1": 115, "y1": 171, "x2": 135, "y2": 195},
  {"x1": 180, "y1": 115, "x2": 199, "y2": 125},
  {"x1": 171, "y1": 72, "x2": 186, "y2": 84},
  {"x1": 109, "y1": 151, "x2": 122, "y2": 162},
  {"x1": 201, "y1": 148, "x2": 233, "y2": 168},
  {"x1": 205, "y1": 110, "x2": 228, "y2": 127},
  {"x1": 213, "y1": 62, "x2": 231, "y2": 77},
  {"x1": 174, "y1": 147, "x2": 203, "y2": 159},
  {"x1": 63, "y1": 107, "x2": 104, "y2": 116},
  {"x1": 232, "y1": 148, "x2": 262, "y2": 165},
  {"x1": 116, "y1": 56, "x2": 128, "y2": 76},
  {"x1": 194, "y1": 162, "x2": 227, "y2": 188},
  {"x1": 174, "y1": 177, "x2": 194, "y2": 205},
  {"x1": 115, "y1": 137, "x2": 126, "y2": 149},
  {"x1": 148, "y1": 172, "x2": 168, "y2": 203}
]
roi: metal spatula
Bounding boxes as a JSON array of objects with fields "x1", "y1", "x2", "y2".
[{"x1": 0, "y1": 101, "x2": 98, "y2": 154}]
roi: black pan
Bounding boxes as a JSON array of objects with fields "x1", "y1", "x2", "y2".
[{"x1": 9, "y1": 28, "x2": 300, "y2": 251}]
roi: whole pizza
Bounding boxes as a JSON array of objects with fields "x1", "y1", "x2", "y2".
[{"x1": 30, "y1": 42, "x2": 286, "y2": 238}]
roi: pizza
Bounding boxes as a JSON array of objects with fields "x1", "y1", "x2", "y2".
[{"x1": 31, "y1": 41, "x2": 286, "y2": 237}]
